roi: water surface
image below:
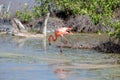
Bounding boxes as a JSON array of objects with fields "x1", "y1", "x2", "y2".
[{"x1": 0, "y1": 34, "x2": 120, "y2": 80}]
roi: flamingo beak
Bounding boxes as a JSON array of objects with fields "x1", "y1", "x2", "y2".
[
  {"x1": 67, "y1": 27, "x2": 73, "y2": 31},
  {"x1": 66, "y1": 27, "x2": 73, "y2": 34}
]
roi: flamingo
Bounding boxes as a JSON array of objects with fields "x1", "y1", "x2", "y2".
[{"x1": 48, "y1": 27, "x2": 73, "y2": 52}]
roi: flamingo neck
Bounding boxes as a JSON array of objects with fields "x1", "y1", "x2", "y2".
[{"x1": 48, "y1": 34, "x2": 59, "y2": 45}]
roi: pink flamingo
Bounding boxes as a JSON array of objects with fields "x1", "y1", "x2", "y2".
[{"x1": 48, "y1": 27, "x2": 73, "y2": 52}]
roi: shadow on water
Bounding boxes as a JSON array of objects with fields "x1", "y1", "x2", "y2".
[{"x1": 0, "y1": 34, "x2": 120, "y2": 80}]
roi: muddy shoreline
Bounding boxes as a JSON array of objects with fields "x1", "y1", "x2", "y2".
[{"x1": 0, "y1": 17, "x2": 120, "y2": 53}]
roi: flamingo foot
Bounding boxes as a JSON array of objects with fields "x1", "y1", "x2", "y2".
[
  {"x1": 60, "y1": 44, "x2": 63, "y2": 53},
  {"x1": 49, "y1": 43, "x2": 51, "y2": 45},
  {"x1": 60, "y1": 49, "x2": 62, "y2": 53}
]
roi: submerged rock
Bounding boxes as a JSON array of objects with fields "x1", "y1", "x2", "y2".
[
  {"x1": 57, "y1": 41, "x2": 120, "y2": 53},
  {"x1": 94, "y1": 41, "x2": 120, "y2": 53},
  {"x1": 57, "y1": 43, "x2": 95, "y2": 50}
]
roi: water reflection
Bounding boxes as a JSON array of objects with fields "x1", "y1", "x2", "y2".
[
  {"x1": 49, "y1": 60, "x2": 120, "y2": 80},
  {"x1": 0, "y1": 34, "x2": 47, "y2": 52},
  {"x1": 49, "y1": 60, "x2": 72, "y2": 80},
  {"x1": 55, "y1": 68, "x2": 72, "y2": 80}
]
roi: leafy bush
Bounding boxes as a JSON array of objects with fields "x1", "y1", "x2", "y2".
[
  {"x1": 16, "y1": 3, "x2": 32, "y2": 23},
  {"x1": 32, "y1": 0, "x2": 49, "y2": 18},
  {"x1": 16, "y1": 0, "x2": 120, "y2": 24},
  {"x1": 108, "y1": 21, "x2": 120, "y2": 38}
]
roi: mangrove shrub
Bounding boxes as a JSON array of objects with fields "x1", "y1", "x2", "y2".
[{"x1": 15, "y1": 0, "x2": 120, "y2": 41}]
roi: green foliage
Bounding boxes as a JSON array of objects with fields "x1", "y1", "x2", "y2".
[
  {"x1": 16, "y1": 10, "x2": 32, "y2": 23},
  {"x1": 101, "y1": 18, "x2": 120, "y2": 41},
  {"x1": 16, "y1": 0, "x2": 120, "y2": 24},
  {"x1": 16, "y1": 4, "x2": 32, "y2": 23},
  {"x1": 109, "y1": 21, "x2": 120, "y2": 39},
  {"x1": 3, "y1": 12, "x2": 10, "y2": 18},
  {"x1": 33, "y1": 0, "x2": 49, "y2": 17},
  {"x1": 55, "y1": 0, "x2": 81, "y2": 14},
  {"x1": 32, "y1": 6, "x2": 42, "y2": 18},
  {"x1": 16, "y1": 0, "x2": 50, "y2": 22},
  {"x1": 53, "y1": 0, "x2": 120, "y2": 25}
]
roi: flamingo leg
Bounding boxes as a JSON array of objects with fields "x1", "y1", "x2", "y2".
[
  {"x1": 59, "y1": 36, "x2": 63, "y2": 53},
  {"x1": 62, "y1": 36, "x2": 69, "y2": 44},
  {"x1": 59, "y1": 36, "x2": 70, "y2": 53},
  {"x1": 60, "y1": 44, "x2": 63, "y2": 53}
]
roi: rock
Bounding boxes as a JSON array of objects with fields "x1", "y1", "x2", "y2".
[
  {"x1": 10, "y1": 13, "x2": 50, "y2": 37},
  {"x1": 94, "y1": 41, "x2": 120, "y2": 53},
  {"x1": 10, "y1": 18, "x2": 27, "y2": 35},
  {"x1": 0, "y1": 18, "x2": 10, "y2": 25},
  {"x1": 10, "y1": 18, "x2": 44, "y2": 37},
  {"x1": 0, "y1": 18, "x2": 12, "y2": 33},
  {"x1": 13, "y1": 18, "x2": 26, "y2": 31},
  {"x1": 66, "y1": 14, "x2": 97, "y2": 33}
]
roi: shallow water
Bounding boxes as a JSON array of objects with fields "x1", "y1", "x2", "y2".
[{"x1": 0, "y1": 34, "x2": 120, "y2": 80}]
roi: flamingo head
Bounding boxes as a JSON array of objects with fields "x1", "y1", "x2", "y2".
[
  {"x1": 66, "y1": 27, "x2": 73, "y2": 34},
  {"x1": 67, "y1": 26, "x2": 73, "y2": 30}
]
